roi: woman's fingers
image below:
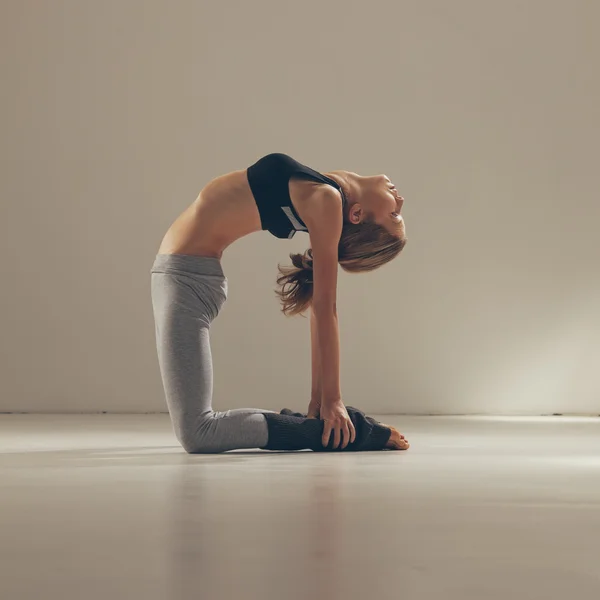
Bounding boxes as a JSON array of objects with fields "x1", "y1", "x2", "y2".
[
  {"x1": 320, "y1": 402, "x2": 355, "y2": 449},
  {"x1": 341, "y1": 422, "x2": 351, "y2": 449},
  {"x1": 333, "y1": 425, "x2": 341, "y2": 449},
  {"x1": 322, "y1": 414, "x2": 356, "y2": 449},
  {"x1": 349, "y1": 419, "x2": 356, "y2": 444},
  {"x1": 322, "y1": 422, "x2": 333, "y2": 447},
  {"x1": 322, "y1": 421, "x2": 342, "y2": 448}
]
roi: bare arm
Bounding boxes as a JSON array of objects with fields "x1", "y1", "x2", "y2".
[
  {"x1": 307, "y1": 306, "x2": 322, "y2": 418},
  {"x1": 302, "y1": 186, "x2": 356, "y2": 447},
  {"x1": 305, "y1": 187, "x2": 342, "y2": 403}
]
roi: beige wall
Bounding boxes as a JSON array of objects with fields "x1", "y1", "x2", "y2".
[{"x1": 1, "y1": 0, "x2": 598, "y2": 414}]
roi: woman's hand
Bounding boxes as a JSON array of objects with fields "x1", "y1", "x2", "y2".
[
  {"x1": 320, "y1": 400, "x2": 357, "y2": 449},
  {"x1": 307, "y1": 397, "x2": 321, "y2": 419}
]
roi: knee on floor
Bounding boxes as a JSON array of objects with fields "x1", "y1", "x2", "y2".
[{"x1": 177, "y1": 414, "x2": 221, "y2": 454}]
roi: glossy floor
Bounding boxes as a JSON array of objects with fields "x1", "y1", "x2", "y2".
[{"x1": 1, "y1": 415, "x2": 599, "y2": 600}]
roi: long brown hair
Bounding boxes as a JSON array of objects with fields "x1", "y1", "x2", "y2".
[{"x1": 276, "y1": 221, "x2": 406, "y2": 316}]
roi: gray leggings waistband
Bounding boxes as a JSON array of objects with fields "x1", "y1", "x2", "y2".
[{"x1": 151, "y1": 253, "x2": 225, "y2": 278}]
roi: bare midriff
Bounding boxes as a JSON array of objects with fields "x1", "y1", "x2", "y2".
[
  {"x1": 157, "y1": 169, "x2": 332, "y2": 258},
  {"x1": 157, "y1": 170, "x2": 263, "y2": 259}
]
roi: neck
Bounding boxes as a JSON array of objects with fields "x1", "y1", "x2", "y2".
[{"x1": 324, "y1": 171, "x2": 363, "y2": 206}]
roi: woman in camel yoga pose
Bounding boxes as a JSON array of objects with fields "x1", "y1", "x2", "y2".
[{"x1": 151, "y1": 153, "x2": 410, "y2": 453}]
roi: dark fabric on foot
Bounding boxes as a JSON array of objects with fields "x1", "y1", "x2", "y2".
[
  {"x1": 262, "y1": 406, "x2": 391, "y2": 452},
  {"x1": 280, "y1": 406, "x2": 384, "y2": 428}
]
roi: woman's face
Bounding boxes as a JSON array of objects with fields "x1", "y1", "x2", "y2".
[{"x1": 350, "y1": 174, "x2": 405, "y2": 237}]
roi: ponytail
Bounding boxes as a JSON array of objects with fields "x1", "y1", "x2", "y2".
[
  {"x1": 276, "y1": 221, "x2": 405, "y2": 316},
  {"x1": 276, "y1": 248, "x2": 314, "y2": 317}
]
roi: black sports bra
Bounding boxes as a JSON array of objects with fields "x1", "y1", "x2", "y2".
[{"x1": 246, "y1": 153, "x2": 345, "y2": 239}]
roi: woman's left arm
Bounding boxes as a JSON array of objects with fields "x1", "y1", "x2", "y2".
[
  {"x1": 307, "y1": 306, "x2": 322, "y2": 418},
  {"x1": 303, "y1": 185, "x2": 356, "y2": 448}
]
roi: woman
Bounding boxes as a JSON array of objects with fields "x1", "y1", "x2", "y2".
[{"x1": 151, "y1": 153, "x2": 410, "y2": 453}]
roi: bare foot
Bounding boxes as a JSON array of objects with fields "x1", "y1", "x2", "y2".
[{"x1": 382, "y1": 425, "x2": 410, "y2": 450}]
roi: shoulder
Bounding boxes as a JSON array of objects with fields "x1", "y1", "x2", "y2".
[{"x1": 302, "y1": 184, "x2": 344, "y2": 234}]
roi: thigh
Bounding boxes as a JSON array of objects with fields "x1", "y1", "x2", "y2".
[{"x1": 152, "y1": 273, "x2": 215, "y2": 418}]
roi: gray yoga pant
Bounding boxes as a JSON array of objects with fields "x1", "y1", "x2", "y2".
[{"x1": 151, "y1": 253, "x2": 272, "y2": 453}]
